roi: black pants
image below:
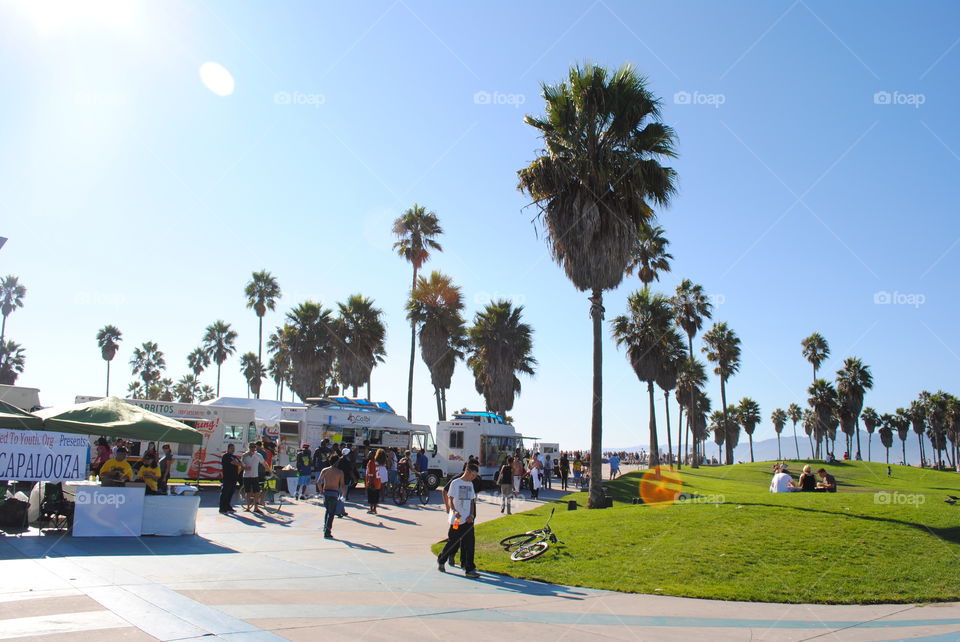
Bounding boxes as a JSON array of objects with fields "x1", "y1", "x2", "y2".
[
  {"x1": 438, "y1": 522, "x2": 475, "y2": 571},
  {"x1": 323, "y1": 491, "x2": 338, "y2": 535},
  {"x1": 220, "y1": 478, "x2": 236, "y2": 511}
]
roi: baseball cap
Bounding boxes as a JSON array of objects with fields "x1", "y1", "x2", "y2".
[{"x1": 341, "y1": 447, "x2": 351, "y2": 455}]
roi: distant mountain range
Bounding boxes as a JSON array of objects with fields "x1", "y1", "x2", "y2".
[{"x1": 608, "y1": 430, "x2": 946, "y2": 467}]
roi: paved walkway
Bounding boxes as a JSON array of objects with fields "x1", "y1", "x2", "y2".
[{"x1": 0, "y1": 484, "x2": 958, "y2": 641}]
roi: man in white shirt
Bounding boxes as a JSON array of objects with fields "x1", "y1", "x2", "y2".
[
  {"x1": 241, "y1": 442, "x2": 266, "y2": 514},
  {"x1": 438, "y1": 463, "x2": 479, "y2": 578},
  {"x1": 769, "y1": 463, "x2": 797, "y2": 493}
]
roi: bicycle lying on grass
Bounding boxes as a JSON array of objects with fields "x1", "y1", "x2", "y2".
[{"x1": 499, "y1": 507, "x2": 562, "y2": 561}]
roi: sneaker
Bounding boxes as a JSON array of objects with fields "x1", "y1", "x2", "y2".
[
  {"x1": 324, "y1": 532, "x2": 333, "y2": 539},
  {"x1": 437, "y1": 562, "x2": 446, "y2": 573},
  {"x1": 465, "y1": 570, "x2": 480, "y2": 579}
]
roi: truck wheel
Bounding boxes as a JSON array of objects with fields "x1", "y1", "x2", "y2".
[{"x1": 425, "y1": 472, "x2": 441, "y2": 489}]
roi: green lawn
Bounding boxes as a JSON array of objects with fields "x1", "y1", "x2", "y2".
[{"x1": 435, "y1": 461, "x2": 960, "y2": 604}]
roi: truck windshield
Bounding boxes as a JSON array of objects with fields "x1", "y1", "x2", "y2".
[{"x1": 480, "y1": 435, "x2": 517, "y2": 468}]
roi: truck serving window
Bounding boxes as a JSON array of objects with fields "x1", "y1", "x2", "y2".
[{"x1": 449, "y1": 430, "x2": 464, "y2": 449}]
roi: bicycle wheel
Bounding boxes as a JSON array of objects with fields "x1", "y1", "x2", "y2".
[
  {"x1": 499, "y1": 533, "x2": 536, "y2": 550},
  {"x1": 511, "y1": 540, "x2": 549, "y2": 561},
  {"x1": 393, "y1": 484, "x2": 408, "y2": 505},
  {"x1": 418, "y1": 483, "x2": 430, "y2": 504}
]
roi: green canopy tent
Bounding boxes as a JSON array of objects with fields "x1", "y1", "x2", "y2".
[
  {"x1": 33, "y1": 397, "x2": 203, "y2": 445},
  {"x1": 0, "y1": 400, "x2": 44, "y2": 430}
]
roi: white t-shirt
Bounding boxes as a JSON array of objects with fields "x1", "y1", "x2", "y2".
[
  {"x1": 241, "y1": 452, "x2": 265, "y2": 478},
  {"x1": 447, "y1": 477, "x2": 477, "y2": 525},
  {"x1": 377, "y1": 464, "x2": 388, "y2": 483},
  {"x1": 769, "y1": 472, "x2": 794, "y2": 493}
]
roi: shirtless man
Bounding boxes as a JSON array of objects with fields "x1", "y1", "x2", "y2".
[{"x1": 317, "y1": 454, "x2": 346, "y2": 539}]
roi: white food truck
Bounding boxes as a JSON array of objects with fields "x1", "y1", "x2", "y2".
[
  {"x1": 434, "y1": 411, "x2": 534, "y2": 482},
  {"x1": 75, "y1": 396, "x2": 259, "y2": 480}
]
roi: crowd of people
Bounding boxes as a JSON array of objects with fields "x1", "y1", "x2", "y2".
[{"x1": 92, "y1": 437, "x2": 175, "y2": 495}]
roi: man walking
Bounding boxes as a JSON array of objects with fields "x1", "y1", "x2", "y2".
[
  {"x1": 437, "y1": 463, "x2": 479, "y2": 578},
  {"x1": 609, "y1": 453, "x2": 621, "y2": 480},
  {"x1": 295, "y1": 444, "x2": 312, "y2": 500},
  {"x1": 317, "y1": 454, "x2": 345, "y2": 539},
  {"x1": 219, "y1": 443, "x2": 241, "y2": 514}
]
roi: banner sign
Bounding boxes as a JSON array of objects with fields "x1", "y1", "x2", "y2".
[{"x1": 0, "y1": 429, "x2": 88, "y2": 481}]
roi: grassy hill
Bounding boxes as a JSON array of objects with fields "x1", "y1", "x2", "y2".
[{"x1": 452, "y1": 461, "x2": 960, "y2": 604}]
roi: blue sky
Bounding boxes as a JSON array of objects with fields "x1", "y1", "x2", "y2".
[{"x1": 2, "y1": 0, "x2": 959, "y2": 456}]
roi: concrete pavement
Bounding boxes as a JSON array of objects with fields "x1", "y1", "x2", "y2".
[{"x1": 0, "y1": 483, "x2": 957, "y2": 641}]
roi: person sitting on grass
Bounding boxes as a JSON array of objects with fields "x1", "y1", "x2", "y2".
[
  {"x1": 815, "y1": 468, "x2": 837, "y2": 493},
  {"x1": 769, "y1": 463, "x2": 797, "y2": 493},
  {"x1": 797, "y1": 464, "x2": 817, "y2": 492}
]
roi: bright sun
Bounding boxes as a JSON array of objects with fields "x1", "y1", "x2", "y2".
[{"x1": 14, "y1": 0, "x2": 139, "y2": 36}]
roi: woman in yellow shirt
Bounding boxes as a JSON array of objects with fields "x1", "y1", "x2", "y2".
[{"x1": 138, "y1": 452, "x2": 163, "y2": 495}]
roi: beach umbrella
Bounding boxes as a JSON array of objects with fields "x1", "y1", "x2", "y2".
[
  {"x1": 0, "y1": 400, "x2": 44, "y2": 430},
  {"x1": 34, "y1": 397, "x2": 202, "y2": 445}
]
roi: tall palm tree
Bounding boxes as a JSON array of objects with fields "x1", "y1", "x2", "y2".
[
  {"x1": 879, "y1": 414, "x2": 895, "y2": 464},
  {"x1": 836, "y1": 357, "x2": 873, "y2": 459},
  {"x1": 893, "y1": 408, "x2": 911, "y2": 465},
  {"x1": 656, "y1": 331, "x2": 686, "y2": 468},
  {"x1": 267, "y1": 325, "x2": 293, "y2": 401},
  {"x1": 173, "y1": 374, "x2": 202, "y2": 403},
  {"x1": 738, "y1": 398, "x2": 761, "y2": 463},
  {"x1": 240, "y1": 352, "x2": 266, "y2": 398},
  {"x1": 0, "y1": 340, "x2": 25, "y2": 385},
  {"x1": 407, "y1": 273, "x2": 467, "y2": 420},
  {"x1": 626, "y1": 225, "x2": 672, "y2": 285},
  {"x1": 467, "y1": 300, "x2": 536, "y2": 419},
  {"x1": 127, "y1": 380, "x2": 144, "y2": 399},
  {"x1": 690, "y1": 388, "x2": 711, "y2": 463},
  {"x1": 518, "y1": 63, "x2": 677, "y2": 507},
  {"x1": 808, "y1": 379, "x2": 837, "y2": 459},
  {"x1": 0, "y1": 275, "x2": 26, "y2": 343},
  {"x1": 612, "y1": 288, "x2": 678, "y2": 467},
  {"x1": 244, "y1": 270, "x2": 281, "y2": 366},
  {"x1": 187, "y1": 347, "x2": 210, "y2": 384},
  {"x1": 673, "y1": 280, "x2": 712, "y2": 468},
  {"x1": 393, "y1": 204, "x2": 443, "y2": 422},
  {"x1": 710, "y1": 410, "x2": 726, "y2": 462},
  {"x1": 130, "y1": 342, "x2": 165, "y2": 399},
  {"x1": 802, "y1": 408, "x2": 816, "y2": 458},
  {"x1": 154, "y1": 378, "x2": 175, "y2": 402},
  {"x1": 285, "y1": 302, "x2": 337, "y2": 401},
  {"x1": 925, "y1": 391, "x2": 949, "y2": 469},
  {"x1": 335, "y1": 294, "x2": 387, "y2": 398},
  {"x1": 771, "y1": 408, "x2": 787, "y2": 461},
  {"x1": 787, "y1": 403, "x2": 803, "y2": 459},
  {"x1": 908, "y1": 396, "x2": 929, "y2": 467},
  {"x1": 702, "y1": 322, "x2": 741, "y2": 465},
  {"x1": 801, "y1": 332, "x2": 830, "y2": 383},
  {"x1": 861, "y1": 407, "x2": 879, "y2": 462},
  {"x1": 202, "y1": 320, "x2": 237, "y2": 397},
  {"x1": 676, "y1": 357, "x2": 707, "y2": 466},
  {"x1": 197, "y1": 384, "x2": 216, "y2": 402},
  {"x1": 96, "y1": 325, "x2": 122, "y2": 396}
]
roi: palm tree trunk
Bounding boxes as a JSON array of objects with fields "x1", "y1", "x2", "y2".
[
  {"x1": 719, "y1": 378, "x2": 731, "y2": 465},
  {"x1": 434, "y1": 386, "x2": 443, "y2": 422},
  {"x1": 588, "y1": 289, "x2": 604, "y2": 509},
  {"x1": 664, "y1": 392, "x2": 673, "y2": 468},
  {"x1": 748, "y1": 434, "x2": 754, "y2": 462},
  {"x1": 0, "y1": 315, "x2": 6, "y2": 343},
  {"x1": 855, "y1": 420, "x2": 862, "y2": 458},
  {"x1": 687, "y1": 335, "x2": 698, "y2": 469},
  {"x1": 406, "y1": 267, "x2": 418, "y2": 422},
  {"x1": 105, "y1": 360, "x2": 111, "y2": 397},
  {"x1": 647, "y1": 381, "x2": 659, "y2": 467},
  {"x1": 258, "y1": 316, "x2": 264, "y2": 367},
  {"x1": 901, "y1": 440, "x2": 906, "y2": 466},
  {"x1": 793, "y1": 423, "x2": 800, "y2": 459},
  {"x1": 777, "y1": 434, "x2": 781, "y2": 460},
  {"x1": 676, "y1": 399, "x2": 684, "y2": 469},
  {"x1": 808, "y1": 434, "x2": 814, "y2": 459},
  {"x1": 867, "y1": 434, "x2": 872, "y2": 462},
  {"x1": 366, "y1": 378, "x2": 371, "y2": 401},
  {"x1": 216, "y1": 364, "x2": 221, "y2": 397},
  {"x1": 885, "y1": 446, "x2": 889, "y2": 465},
  {"x1": 352, "y1": 385, "x2": 358, "y2": 398},
  {"x1": 441, "y1": 387, "x2": 447, "y2": 421},
  {"x1": 917, "y1": 432, "x2": 924, "y2": 467}
]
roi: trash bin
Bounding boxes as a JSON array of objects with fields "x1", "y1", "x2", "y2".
[{"x1": 567, "y1": 499, "x2": 577, "y2": 510}]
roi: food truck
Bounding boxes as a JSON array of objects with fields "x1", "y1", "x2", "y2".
[
  {"x1": 434, "y1": 411, "x2": 534, "y2": 482},
  {"x1": 0, "y1": 384, "x2": 42, "y2": 411},
  {"x1": 75, "y1": 396, "x2": 257, "y2": 480}
]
